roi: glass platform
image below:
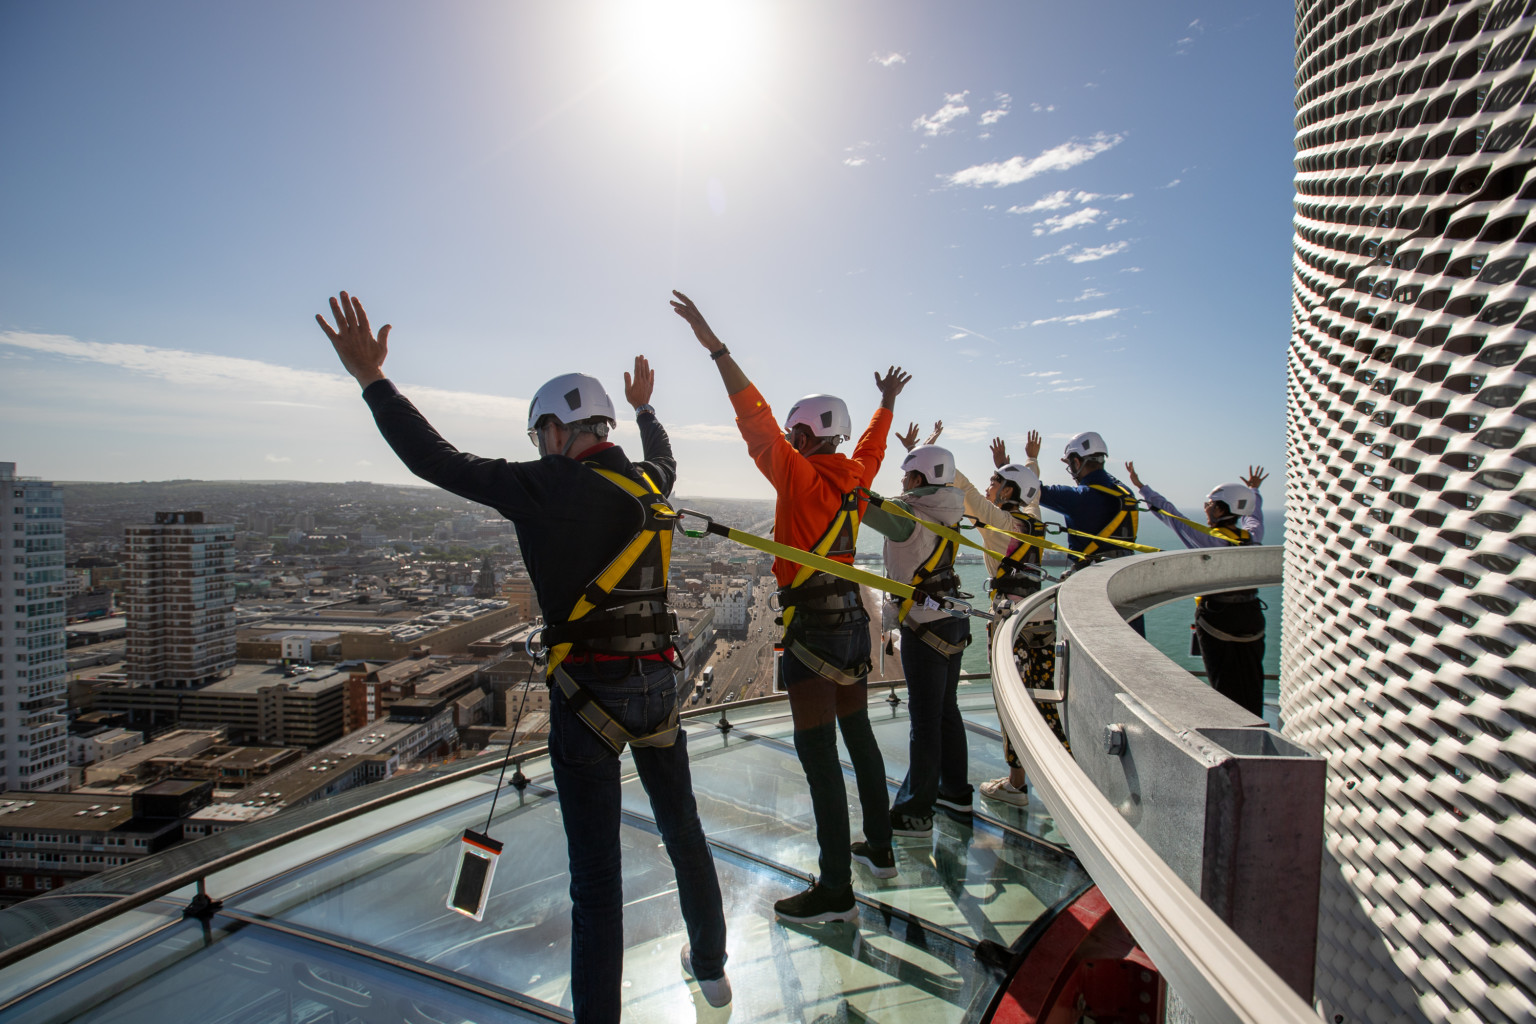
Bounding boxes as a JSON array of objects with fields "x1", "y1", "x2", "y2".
[{"x1": 0, "y1": 678, "x2": 1089, "y2": 1023}]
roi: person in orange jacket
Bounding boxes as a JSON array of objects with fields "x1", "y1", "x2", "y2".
[{"x1": 672, "y1": 291, "x2": 910, "y2": 924}]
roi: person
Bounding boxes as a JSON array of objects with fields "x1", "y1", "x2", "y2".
[
  {"x1": 1034, "y1": 431, "x2": 1144, "y2": 634},
  {"x1": 1125, "y1": 462, "x2": 1269, "y2": 716},
  {"x1": 862, "y1": 436, "x2": 972, "y2": 839},
  {"x1": 671, "y1": 290, "x2": 905, "y2": 924},
  {"x1": 947, "y1": 430, "x2": 1057, "y2": 807},
  {"x1": 315, "y1": 291, "x2": 728, "y2": 1023}
]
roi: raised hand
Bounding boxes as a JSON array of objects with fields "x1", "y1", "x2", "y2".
[
  {"x1": 924, "y1": 421, "x2": 944, "y2": 445},
  {"x1": 874, "y1": 366, "x2": 911, "y2": 410},
  {"x1": 316, "y1": 291, "x2": 389, "y2": 388},
  {"x1": 1024, "y1": 429, "x2": 1042, "y2": 461},
  {"x1": 669, "y1": 290, "x2": 725, "y2": 354},
  {"x1": 1244, "y1": 465, "x2": 1269, "y2": 491},
  {"x1": 895, "y1": 422, "x2": 921, "y2": 452},
  {"x1": 624, "y1": 355, "x2": 654, "y2": 409},
  {"x1": 1124, "y1": 460, "x2": 1144, "y2": 489},
  {"x1": 990, "y1": 436, "x2": 1009, "y2": 469}
]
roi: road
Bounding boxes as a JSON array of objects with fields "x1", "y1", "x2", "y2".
[{"x1": 693, "y1": 577, "x2": 901, "y2": 708}]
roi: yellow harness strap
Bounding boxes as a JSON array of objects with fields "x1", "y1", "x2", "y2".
[
  {"x1": 1076, "y1": 483, "x2": 1148, "y2": 557},
  {"x1": 546, "y1": 466, "x2": 676, "y2": 675},
  {"x1": 1149, "y1": 507, "x2": 1248, "y2": 544},
  {"x1": 782, "y1": 491, "x2": 861, "y2": 630}
]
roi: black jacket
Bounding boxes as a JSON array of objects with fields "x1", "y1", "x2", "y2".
[{"x1": 362, "y1": 379, "x2": 677, "y2": 625}]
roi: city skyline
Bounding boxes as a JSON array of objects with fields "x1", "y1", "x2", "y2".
[{"x1": 0, "y1": 2, "x2": 1296, "y2": 508}]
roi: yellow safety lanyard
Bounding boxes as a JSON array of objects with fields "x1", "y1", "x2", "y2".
[
  {"x1": 898, "y1": 529, "x2": 957, "y2": 624},
  {"x1": 1145, "y1": 506, "x2": 1247, "y2": 545},
  {"x1": 781, "y1": 491, "x2": 859, "y2": 629},
  {"x1": 546, "y1": 465, "x2": 677, "y2": 675},
  {"x1": 969, "y1": 519, "x2": 1084, "y2": 560},
  {"x1": 1074, "y1": 484, "x2": 1155, "y2": 556}
]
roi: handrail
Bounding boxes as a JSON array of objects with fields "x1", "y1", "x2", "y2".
[{"x1": 991, "y1": 553, "x2": 1318, "y2": 1024}]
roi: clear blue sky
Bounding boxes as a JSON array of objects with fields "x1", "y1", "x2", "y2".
[{"x1": 1, "y1": 1, "x2": 1297, "y2": 508}]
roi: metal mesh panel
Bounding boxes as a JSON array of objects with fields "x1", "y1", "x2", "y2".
[{"x1": 1287, "y1": 1, "x2": 1536, "y2": 1021}]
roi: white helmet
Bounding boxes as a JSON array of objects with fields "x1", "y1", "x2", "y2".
[
  {"x1": 527, "y1": 373, "x2": 616, "y2": 432},
  {"x1": 1206, "y1": 482, "x2": 1256, "y2": 516},
  {"x1": 995, "y1": 463, "x2": 1041, "y2": 505},
  {"x1": 1064, "y1": 431, "x2": 1108, "y2": 459},
  {"x1": 901, "y1": 445, "x2": 954, "y2": 486},
  {"x1": 783, "y1": 394, "x2": 851, "y2": 441}
]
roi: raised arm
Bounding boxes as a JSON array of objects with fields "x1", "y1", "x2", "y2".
[
  {"x1": 316, "y1": 290, "x2": 390, "y2": 389},
  {"x1": 671, "y1": 290, "x2": 750, "y2": 396}
]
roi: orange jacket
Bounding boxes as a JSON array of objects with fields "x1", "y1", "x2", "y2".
[{"x1": 729, "y1": 383, "x2": 892, "y2": 587}]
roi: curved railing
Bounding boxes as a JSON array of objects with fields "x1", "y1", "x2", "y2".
[{"x1": 991, "y1": 546, "x2": 1322, "y2": 1024}]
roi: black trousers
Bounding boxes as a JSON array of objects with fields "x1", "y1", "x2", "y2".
[{"x1": 1197, "y1": 599, "x2": 1266, "y2": 717}]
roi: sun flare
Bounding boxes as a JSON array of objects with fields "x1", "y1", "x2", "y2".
[{"x1": 607, "y1": 0, "x2": 768, "y2": 104}]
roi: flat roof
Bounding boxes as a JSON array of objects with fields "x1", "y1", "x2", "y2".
[
  {"x1": 0, "y1": 793, "x2": 134, "y2": 831},
  {"x1": 202, "y1": 662, "x2": 346, "y2": 696},
  {"x1": 67, "y1": 617, "x2": 129, "y2": 636}
]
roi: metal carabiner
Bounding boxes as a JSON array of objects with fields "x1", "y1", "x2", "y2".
[{"x1": 673, "y1": 507, "x2": 716, "y2": 539}]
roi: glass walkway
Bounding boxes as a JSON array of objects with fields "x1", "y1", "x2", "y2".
[{"x1": 0, "y1": 678, "x2": 1089, "y2": 1023}]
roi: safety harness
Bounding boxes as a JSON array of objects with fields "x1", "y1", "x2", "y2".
[
  {"x1": 1079, "y1": 482, "x2": 1140, "y2": 560},
  {"x1": 543, "y1": 464, "x2": 681, "y2": 754},
  {"x1": 775, "y1": 491, "x2": 873, "y2": 683},
  {"x1": 895, "y1": 511, "x2": 971, "y2": 658},
  {"x1": 1194, "y1": 521, "x2": 1264, "y2": 643},
  {"x1": 990, "y1": 504, "x2": 1047, "y2": 598}
]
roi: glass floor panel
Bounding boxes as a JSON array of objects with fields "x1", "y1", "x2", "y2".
[{"x1": 4, "y1": 690, "x2": 1089, "y2": 1024}]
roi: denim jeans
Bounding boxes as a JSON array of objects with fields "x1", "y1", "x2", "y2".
[
  {"x1": 783, "y1": 617, "x2": 891, "y2": 891},
  {"x1": 891, "y1": 616, "x2": 972, "y2": 819},
  {"x1": 549, "y1": 658, "x2": 726, "y2": 1024}
]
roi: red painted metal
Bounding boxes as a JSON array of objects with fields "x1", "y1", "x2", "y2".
[{"x1": 988, "y1": 885, "x2": 1165, "y2": 1024}]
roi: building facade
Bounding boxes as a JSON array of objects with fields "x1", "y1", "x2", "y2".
[
  {"x1": 1287, "y1": 2, "x2": 1536, "y2": 1020},
  {"x1": 124, "y1": 511, "x2": 236, "y2": 688},
  {"x1": 0, "y1": 463, "x2": 70, "y2": 792}
]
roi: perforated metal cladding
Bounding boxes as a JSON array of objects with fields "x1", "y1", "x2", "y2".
[{"x1": 1288, "y1": 2, "x2": 1536, "y2": 1022}]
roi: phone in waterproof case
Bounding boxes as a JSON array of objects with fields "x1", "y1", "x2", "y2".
[{"x1": 447, "y1": 829, "x2": 503, "y2": 921}]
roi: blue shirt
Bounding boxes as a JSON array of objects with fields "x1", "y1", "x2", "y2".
[
  {"x1": 1038, "y1": 466, "x2": 1136, "y2": 554},
  {"x1": 1137, "y1": 484, "x2": 1265, "y2": 549}
]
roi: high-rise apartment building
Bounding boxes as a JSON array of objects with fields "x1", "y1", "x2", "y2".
[
  {"x1": 0, "y1": 463, "x2": 69, "y2": 792},
  {"x1": 124, "y1": 511, "x2": 236, "y2": 689},
  {"x1": 1288, "y1": 2, "x2": 1536, "y2": 1020}
]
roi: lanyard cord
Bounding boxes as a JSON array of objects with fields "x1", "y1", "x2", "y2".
[{"x1": 483, "y1": 657, "x2": 538, "y2": 835}]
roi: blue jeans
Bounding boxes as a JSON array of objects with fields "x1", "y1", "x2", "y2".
[
  {"x1": 549, "y1": 658, "x2": 727, "y2": 1024},
  {"x1": 783, "y1": 618, "x2": 891, "y2": 891},
  {"x1": 891, "y1": 617, "x2": 972, "y2": 819}
]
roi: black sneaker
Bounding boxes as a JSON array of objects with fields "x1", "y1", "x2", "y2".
[
  {"x1": 774, "y1": 880, "x2": 857, "y2": 923},
  {"x1": 935, "y1": 794, "x2": 974, "y2": 819},
  {"x1": 890, "y1": 812, "x2": 933, "y2": 839},
  {"x1": 851, "y1": 840, "x2": 897, "y2": 878}
]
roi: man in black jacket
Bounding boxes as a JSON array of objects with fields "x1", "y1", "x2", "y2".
[{"x1": 316, "y1": 291, "x2": 728, "y2": 1023}]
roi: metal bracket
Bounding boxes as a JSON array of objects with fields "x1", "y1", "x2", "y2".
[
  {"x1": 182, "y1": 878, "x2": 222, "y2": 921},
  {"x1": 1105, "y1": 724, "x2": 1127, "y2": 757}
]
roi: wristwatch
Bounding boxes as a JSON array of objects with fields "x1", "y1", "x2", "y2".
[{"x1": 635, "y1": 403, "x2": 656, "y2": 417}]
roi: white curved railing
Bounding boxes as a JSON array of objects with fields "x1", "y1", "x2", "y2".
[{"x1": 992, "y1": 546, "x2": 1320, "y2": 1024}]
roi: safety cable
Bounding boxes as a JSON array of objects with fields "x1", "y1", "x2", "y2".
[
  {"x1": 483, "y1": 656, "x2": 539, "y2": 834},
  {"x1": 674, "y1": 509, "x2": 991, "y2": 620},
  {"x1": 1136, "y1": 502, "x2": 1245, "y2": 545}
]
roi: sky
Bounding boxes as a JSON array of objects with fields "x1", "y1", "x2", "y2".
[{"x1": 1, "y1": 1, "x2": 1298, "y2": 510}]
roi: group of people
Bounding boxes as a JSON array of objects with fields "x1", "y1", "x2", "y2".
[{"x1": 316, "y1": 289, "x2": 1270, "y2": 1023}]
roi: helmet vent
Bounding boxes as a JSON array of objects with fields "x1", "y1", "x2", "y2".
[
  {"x1": 564, "y1": 388, "x2": 583, "y2": 411},
  {"x1": 820, "y1": 411, "x2": 833, "y2": 428}
]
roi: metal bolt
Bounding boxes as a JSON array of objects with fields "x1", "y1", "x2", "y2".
[{"x1": 1105, "y1": 724, "x2": 1127, "y2": 756}]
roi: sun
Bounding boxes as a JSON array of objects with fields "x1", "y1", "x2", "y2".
[{"x1": 605, "y1": 0, "x2": 769, "y2": 107}]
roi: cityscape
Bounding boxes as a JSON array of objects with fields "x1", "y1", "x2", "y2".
[{"x1": 2, "y1": 1, "x2": 1535, "y2": 1022}]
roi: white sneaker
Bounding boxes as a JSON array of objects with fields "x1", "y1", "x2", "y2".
[
  {"x1": 681, "y1": 942, "x2": 732, "y2": 1008},
  {"x1": 979, "y1": 776, "x2": 1029, "y2": 807}
]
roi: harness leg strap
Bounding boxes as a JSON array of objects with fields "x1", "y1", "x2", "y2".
[{"x1": 552, "y1": 666, "x2": 680, "y2": 754}]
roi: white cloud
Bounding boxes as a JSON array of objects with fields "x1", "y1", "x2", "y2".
[
  {"x1": 1033, "y1": 207, "x2": 1103, "y2": 236},
  {"x1": 1069, "y1": 241, "x2": 1130, "y2": 263},
  {"x1": 1120, "y1": 266, "x2": 1143, "y2": 273},
  {"x1": 844, "y1": 157, "x2": 867, "y2": 167},
  {"x1": 872, "y1": 52, "x2": 907, "y2": 67},
  {"x1": 1029, "y1": 102, "x2": 1056, "y2": 113},
  {"x1": 1052, "y1": 384, "x2": 1096, "y2": 392},
  {"x1": 946, "y1": 132, "x2": 1124, "y2": 187},
  {"x1": 1068, "y1": 288, "x2": 1108, "y2": 302},
  {"x1": 1028, "y1": 308, "x2": 1123, "y2": 327},
  {"x1": 978, "y1": 93, "x2": 1011, "y2": 126},
  {"x1": 265, "y1": 454, "x2": 292, "y2": 463},
  {"x1": 938, "y1": 417, "x2": 997, "y2": 443},
  {"x1": 945, "y1": 324, "x2": 998, "y2": 345},
  {"x1": 1008, "y1": 190, "x2": 1074, "y2": 213},
  {"x1": 1019, "y1": 370, "x2": 1063, "y2": 378},
  {"x1": 1161, "y1": 178, "x2": 1181, "y2": 188},
  {"x1": 914, "y1": 91, "x2": 971, "y2": 137}
]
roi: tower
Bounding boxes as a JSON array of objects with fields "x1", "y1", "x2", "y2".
[
  {"x1": 124, "y1": 511, "x2": 237, "y2": 689},
  {"x1": 1288, "y1": 2, "x2": 1536, "y2": 1020},
  {"x1": 0, "y1": 463, "x2": 69, "y2": 792}
]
